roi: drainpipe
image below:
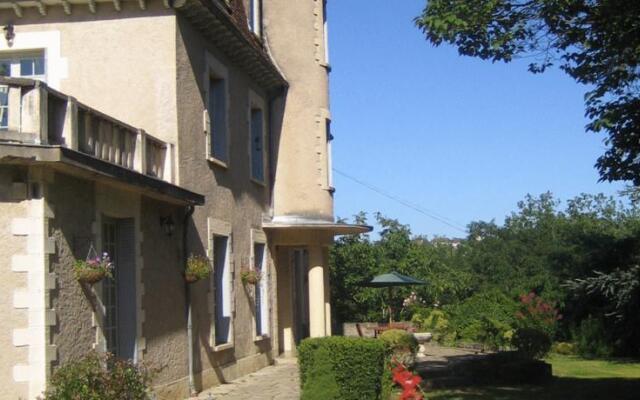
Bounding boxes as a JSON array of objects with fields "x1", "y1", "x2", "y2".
[{"x1": 183, "y1": 205, "x2": 196, "y2": 396}]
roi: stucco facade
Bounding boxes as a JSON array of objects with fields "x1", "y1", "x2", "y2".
[{"x1": 0, "y1": 1, "x2": 369, "y2": 399}]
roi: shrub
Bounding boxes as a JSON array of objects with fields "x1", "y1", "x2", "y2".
[
  {"x1": 574, "y1": 316, "x2": 614, "y2": 358},
  {"x1": 444, "y1": 290, "x2": 518, "y2": 348},
  {"x1": 515, "y1": 292, "x2": 561, "y2": 337},
  {"x1": 379, "y1": 329, "x2": 418, "y2": 366},
  {"x1": 551, "y1": 341, "x2": 577, "y2": 355},
  {"x1": 43, "y1": 352, "x2": 153, "y2": 400},
  {"x1": 412, "y1": 308, "x2": 448, "y2": 332},
  {"x1": 512, "y1": 327, "x2": 552, "y2": 359},
  {"x1": 299, "y1": 336, "x2": 387, "y2": 400}
]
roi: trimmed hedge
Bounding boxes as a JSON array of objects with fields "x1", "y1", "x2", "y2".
[{"x1": 299, "y1": 336, "x2": 387, "y2": 400}]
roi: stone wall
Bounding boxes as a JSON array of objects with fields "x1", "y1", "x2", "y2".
[{"x1": 0, "y1": 166, "x2": 30, "y2": 400}]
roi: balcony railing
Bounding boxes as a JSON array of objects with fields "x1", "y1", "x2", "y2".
[{"x1": 0, "y1": 77, "x2": 174, "y2": 183}]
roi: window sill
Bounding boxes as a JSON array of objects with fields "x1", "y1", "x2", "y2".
[
  {"x1": 324, "y1": 186, "x2": 336, "y2": 194},
  {"x1": 249, "y1": 30, "x2": 263, "y2": 41},
  {"x1": 250, "y1": 177, "x2": 266, "y2": 187},
  {"x1": 320, "y1": 62, "x2": 332, "y2": 73},
  {"x1": 213, "y1": 343, "x2": 234, "y2": 352},
  {"x1": 207, "y1": 157, "x2": 229, "y2": 169},
  {"x1": 254, "y1": 335, "x2": 270, "y2": 343}
]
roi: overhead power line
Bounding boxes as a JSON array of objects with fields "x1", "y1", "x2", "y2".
[{"x1": 333, "y1": 168, "x2": 468, "y2": 234}]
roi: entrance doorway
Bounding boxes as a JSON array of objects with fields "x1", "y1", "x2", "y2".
[{"x1": 102, "y1": 217, "x2": 137, "y2": 361}]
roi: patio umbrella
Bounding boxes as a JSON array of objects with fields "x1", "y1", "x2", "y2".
[{"x1": 363, "y1": 271, "x2": 427, "y2": 323}]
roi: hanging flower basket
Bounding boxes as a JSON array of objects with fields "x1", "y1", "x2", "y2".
[
  {"x1": 184, "y1": 255, "x2": 211, "y2": 283},
  {"x1": 240, "y1": 269, "x2": 261, "y2": 286},
  {"x1": 74, "y1": 250, "x2": 114, "y2": 285}
]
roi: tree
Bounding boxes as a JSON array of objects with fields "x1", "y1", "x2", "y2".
[{"x1": 416, "y1": 0, "x2": 640, "y2": 184}]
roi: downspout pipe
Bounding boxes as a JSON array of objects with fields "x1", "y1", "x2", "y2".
[{"x1": 183, "y1": 205, "x2": 196, "y2": 396}]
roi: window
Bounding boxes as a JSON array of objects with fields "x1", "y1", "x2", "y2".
[
  {"x1": 212, "y1": 234, "x2": 232, "y2": 346},
  {"x1": 0, "y1": 52, "x2": 45, "y2": 79},
  {"x1": 0, "y1": 86, "x2": 8, "y2": 130},
  {"x1": 0, "y1": 52, "x2": 45, "y2": 131},
  {"x1": 326, "y1": 119, "x2": 334, "y2": 189},
  {"x1": 253, "y1": 242, "x2": 269, "y2": 337},
  {"x1": 248, "y1": 0, "x2": 261, "y2": 36},
  {"x1": 208, "y1": 76, "x2": 228, "y2": 163},
  {"x1": 250, "y1": 107, "x2": 265, "y2": 182},
  {"x1": 323, "y1": 0, "x2": 330, "y2": 65}
]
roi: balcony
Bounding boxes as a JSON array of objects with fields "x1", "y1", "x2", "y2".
[
  {"x1": 0, "y1": 76, "x2": 173, "y2": 183},
  {"x1": 0, "y1": 77, "x2": 203, "y2": 205}
]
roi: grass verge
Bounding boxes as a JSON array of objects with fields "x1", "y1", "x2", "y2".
[{"x1": 427, "y1": 354, "x2": 640, "y2": 400}]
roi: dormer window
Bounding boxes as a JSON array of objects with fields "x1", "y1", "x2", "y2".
[{"x1": 248, "y1": 0, "x2": 261, "y2": 37}]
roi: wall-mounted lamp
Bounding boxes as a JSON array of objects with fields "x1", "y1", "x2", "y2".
[
  {"x1": 160, "y1": 216, "x2": 175, "y2": 237},
  {"x1": 4, "y1": 24, "x2": 14, "y2": 47}
]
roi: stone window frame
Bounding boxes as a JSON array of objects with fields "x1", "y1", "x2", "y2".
[
  {"x1": 207, "y1": 217, "x2": 235, "y2": 352},
  {"x1": 203, "y1": 52, "x2": 230, "y2": 169},
  {"x1": 91, "y1": 188, "x2": 145, "y2": 363}
]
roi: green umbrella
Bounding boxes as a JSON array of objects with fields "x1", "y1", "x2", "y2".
[{"x1": 363, "y1": 271, "x2": 427, "y2": 323}]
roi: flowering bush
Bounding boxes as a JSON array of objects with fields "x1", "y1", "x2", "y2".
[
  {"x1": 391, "y1": 359, "x2": 424, "y2": 400},
  {"x1": 43, "y1": 352, "x2": 153, "y2": 400},
  {"x1": 185, "y1": 255, "x2": 211, "y2": 283},
  {"x1": 515, "y1": 292, "x2": 561, "y2": 336},
  {"x1": 400, "y1": 292, "x2": 427, "y2": 320},
  {"x1": 74, "y1": 252, "x2": 113, "y2": 284},
  {"x1": 513, "y1": 292, "x2": 560, "y2": 359}
]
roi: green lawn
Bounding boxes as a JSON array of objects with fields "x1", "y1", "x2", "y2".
[{"x1": 427, "y1": 355, "x2": 640, "y2": 400}]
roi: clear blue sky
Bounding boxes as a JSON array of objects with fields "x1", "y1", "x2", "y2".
[{"x1": 328, "y1": 0, "x2": 626, "y2": 238}]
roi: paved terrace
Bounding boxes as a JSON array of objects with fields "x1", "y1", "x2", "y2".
[{"x1": 187, "y1": 358, "x2": 299, "y2": 400}]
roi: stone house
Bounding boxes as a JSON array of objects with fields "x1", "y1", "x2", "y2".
[{"x1": 0, "y1": 1, "x2": 369, "y2": 399}]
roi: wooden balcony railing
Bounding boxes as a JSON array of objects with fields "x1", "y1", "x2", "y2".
[{"x1": 0, "y1": 77, "x2": 174, "y2": 183}]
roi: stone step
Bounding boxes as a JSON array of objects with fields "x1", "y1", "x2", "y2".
[{"x1": 273, "y1": 357, "x2": 298, "y2": 366}]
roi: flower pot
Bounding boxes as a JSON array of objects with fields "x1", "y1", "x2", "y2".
[
  {"x1": 77, "y1": 269, "x2": 107, "y2": 284},
  {"x1": 185, "y1": 274, "x2": 200, "y2": 283}
]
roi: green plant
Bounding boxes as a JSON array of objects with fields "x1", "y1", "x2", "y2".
[
  {"x1": 551, "y1": 341, "x2": 577, "y2": 355},
  {"x1": 240, "y1": 268, "x2": 262, "y2": 285},
  {"x1": 299, "y1": 336, "x2": 387, "y2": 400},
  {"x1": 185, "y1": 255, "x2": 211, "y2": 283},
  {"x1": 43, "y1": 352, "x2": 153, "y2": 400},
  {"x1": 74, "y1": 252, "x2": 113, "y2": 284},
  {"x1": 412, "y1": 308, "x2": 449, "y2": 334},
  {"x1": 476, "y1": 316, "x2": 513, "y2": 351},
  {"x1": 574, "y1": 317, "x2": 614, "y2": 358},
  {"x1": 443, "y1": 289, "x2": 518, "y2": 348},
  {"x1": 512, "y1": 327, "x2": 552, "y2": 359},
  {"x1": 379, "y1": 329, "x2": 418, "y2": 366}
]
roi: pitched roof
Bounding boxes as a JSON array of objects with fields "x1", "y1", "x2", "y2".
[{"x1": 178, "y1": 0, "x2": 287, "y2": 94}]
